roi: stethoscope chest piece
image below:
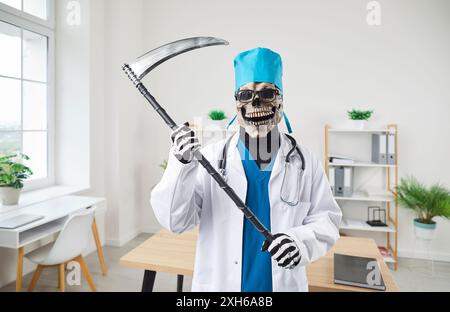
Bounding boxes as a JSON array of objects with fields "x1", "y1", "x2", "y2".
[{"x1": 219, "y1": 168, "x2": 228, "y2": 183}]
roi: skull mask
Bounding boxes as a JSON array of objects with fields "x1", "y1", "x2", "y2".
[{"x1": 236, "y1": 82, "x2": 284, "y2": 138}]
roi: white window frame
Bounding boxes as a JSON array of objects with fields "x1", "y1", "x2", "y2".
[
  {"x1": 0, "y1": 2, "x2": 55, "y2": 191},
  {"x1": 0, "y1": 0, "x2": 55, "y2": 29}
]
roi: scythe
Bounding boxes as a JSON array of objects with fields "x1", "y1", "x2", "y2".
[{"x1": 123, "y1": 37, "x2": 274, "y2": 242}]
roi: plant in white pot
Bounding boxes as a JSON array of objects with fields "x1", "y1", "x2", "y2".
[
  {"x1": 159, "y1": 160, "x2": 168, "y2": 171},
  {"x1": 0, "y1": 154, "x2": 33, "y2": 206},
  {"x1": 207, "y1": 110, "x2": 228, "y2": 129},
  {"x1": 347, "y1": 109, "x2": 374, "y2": 130},
  {"x1": 396, "y1": 176, "x2": 450, "y2": 240}
]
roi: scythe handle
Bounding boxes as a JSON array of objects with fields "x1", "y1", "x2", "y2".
[
  {"x1": 136, "y1": 84, "x2": 178, "y2": 130},
  {"x1": 135, "y1": 82, "x2": 275, "y2": 242}
]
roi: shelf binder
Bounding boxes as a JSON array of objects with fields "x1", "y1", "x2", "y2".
[
  {"x1": 329, "y1": 167, "x2": 335, "y2": 194},
  {"x1": 388, "y1": 133, "x2": 396, "y2": 165},
  {"x1": 334, "y1": 166, "x2": 353, "y2": 197},
  {"x1": 344, "y1": 167, "x2": 353, "y2": 197},
  {"x1": 372, "y1": 134, "x2": 388, "y2": 164}
]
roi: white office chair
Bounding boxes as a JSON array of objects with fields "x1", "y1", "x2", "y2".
[{"x1": 25, "y1": 208, "x2": 97, "y2": 292}]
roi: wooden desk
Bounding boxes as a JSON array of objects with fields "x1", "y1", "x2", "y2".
[
  {"x1": 307, "y1": 236, "x2": 399, "y2": 292},
  {"x1": 120, "y1": 230, "x2": 196, "y2": 292},
  {"x1": 0, "y1": 195, "x2": 108, "y2": 291},
  {"x1": 120, "y1": 230, "x2": 399, "y2": 292}
]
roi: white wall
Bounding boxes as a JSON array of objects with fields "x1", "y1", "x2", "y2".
[
  {"x1": 57, "y1": 0, "x2": 160, "y2": 246},
  {"x1": 102, "y1": 0, "x2": 162, "y2": 243},
  {"x1": 138, "y1": 0, "x2": 450, "y2": 260},
  {"x1": 59, "y1": 0, "x2": 156, "y2": 246},
  {"x1": 55, "y1": 0, "x2": 90, "y2": 188}
]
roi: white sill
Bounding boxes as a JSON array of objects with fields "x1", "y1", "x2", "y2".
[{"x1": 0, "y1": 185, "x2": 89, "y2": 214}]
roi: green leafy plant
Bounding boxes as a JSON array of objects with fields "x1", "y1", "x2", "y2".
[
  {"x1": 395, "y1": 176, "x2": 450, "y2": 224},
  {"x1": 208, "y1": 110, "x2": 227, "y2": 121},
  {"x1": 347, "y1": 109, "x2": 374, "y2": 121},
  {"x1": 159, "y1": 160, "x2": 168, "y2": 171},
  {"x1": 0, "y1": 154, "x2": 33, "y2": 189}
]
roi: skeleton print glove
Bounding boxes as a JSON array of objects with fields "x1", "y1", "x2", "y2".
[
  {"x1": 171, "y1": 123, "x2": 201, "y2": 164},
  {"x1": 262, "y1": 233, "x2": 301, "y2": 270}
]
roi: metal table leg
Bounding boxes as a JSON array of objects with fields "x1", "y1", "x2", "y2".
[
  {"x1": 142, "y1": 270, "x2": 156, "y2": 292},
  {"x1": 177, "y1": 275, "x2": 184, "y2": 292}
]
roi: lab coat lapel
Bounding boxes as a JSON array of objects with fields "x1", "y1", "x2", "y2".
[
  {"x1": 270, "y1": 134, "x2": 290, "y2": 184},
  {"x1": 226, "y1": 132, "x2": 246, "y2": 225},
  {"x1": 223, "y1": 132, "x2": 246, "y2": 290},
  {"x1": 269, "y1": 134, "x2": 294, "y2": 292}
]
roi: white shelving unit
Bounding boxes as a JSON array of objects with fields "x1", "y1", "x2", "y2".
[
  {"x1": 340, "y1": 219, "x2": 396, "y2": 233},
  {"x1": 328, "y1": 129, "x2": 393, "y2": 134},
  {"x1": 334, "y1": 190, "x2": 395, "y2": 203},
  {"x1": 325, "y1": 125, "x2": 399, "y2": 270},
  {"x1": 328, "y1": 162, "x2": 396, "y2": 168}
]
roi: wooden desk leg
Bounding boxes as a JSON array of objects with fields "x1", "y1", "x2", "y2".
[
  {"x1": 59, "y1": 264, "x2": 65, "y2": 292},
  {"x1": 16, "y1": 247, "x2": 24, "y2": 292},
  {"x1": 91, "y1": 218, "x2": 108, "y2": 276},
  {"x1": 142, "y1": 270, "x2": 156, "y2": 292},
  {"x1": 177, "y1": 275, "x2": 184, "y2": 292}
]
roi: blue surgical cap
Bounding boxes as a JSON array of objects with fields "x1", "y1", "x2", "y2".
[{"x1": 234, "y1": 47, "x2": 283, "y2": 92}]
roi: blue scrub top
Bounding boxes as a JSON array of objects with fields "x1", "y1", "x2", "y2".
[{"x1": 238, "y1": 140, "x2": 277, "y2": 292}]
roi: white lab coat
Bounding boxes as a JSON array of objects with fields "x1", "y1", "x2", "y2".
[{"x1": 151, "y1": 132, "x2": 342, "y2": 292}]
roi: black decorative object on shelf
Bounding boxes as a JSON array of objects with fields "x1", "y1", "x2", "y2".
[{"x1": 367, "y1": 206, "x2": 388, "y2": 227}]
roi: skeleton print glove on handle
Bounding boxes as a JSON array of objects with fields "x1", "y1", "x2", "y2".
[
  {"x1": 262, "y1": 233, "x2": 301, "y2": 270},
  {"x1": 171, "y1": 123, "x2": 201, "y2": 164}
]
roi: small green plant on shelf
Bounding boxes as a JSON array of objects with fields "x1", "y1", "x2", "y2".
[
  {"x1": 347, "y1": 109, "x2": 374, "y2": 121},
  {"x1": 159, "y1": 160, "x2": 168, "y2": 171},
  {"x1": 208, "y1": 110, "x2": 227, "y2": 121},
  {"x1": 396, "y1": 176, "x2": 450, "y2": 225}
]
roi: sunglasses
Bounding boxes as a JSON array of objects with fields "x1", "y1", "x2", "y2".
[{"x1": 235, "y1": 89, "x2": 281, "y2": 103}]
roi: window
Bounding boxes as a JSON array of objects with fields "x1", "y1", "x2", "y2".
[
  {"x1": 0, "y1": 0, "x2": 49, "y2": 21},
  {"x1": 0, "y1": 2, "x2": 54, "y2": 190}
]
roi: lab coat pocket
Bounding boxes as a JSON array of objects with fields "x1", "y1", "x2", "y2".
[
  {"x1": 209, "y1": 182, "x2": 234, "y2": 224},
  {"x1": 274, "y1": 201, "x2": 311, "y2": 232},
  {"x1": 292, "y1": 202, "x2": 312, "y2": 226}
]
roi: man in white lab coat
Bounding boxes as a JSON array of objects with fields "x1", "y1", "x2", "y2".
[{"x1": 151, "y1": 47, "x2": 342, "y2": 292}]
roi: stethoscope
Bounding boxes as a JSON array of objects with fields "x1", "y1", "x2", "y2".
[{"x1": 218, "y1": 133, "x2": 306, "y2": 206}]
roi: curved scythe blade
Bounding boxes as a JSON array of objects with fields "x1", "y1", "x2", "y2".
[{"x1": 125, "y1": 36, "x2": 229, "y2": 82}]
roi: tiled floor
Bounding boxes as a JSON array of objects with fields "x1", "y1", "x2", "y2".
[
  {"x1": 391, "y1": 258, "x2": 450, "y2": 292},
  {"x1": 1, "y1": 233, "x2": 449, "y2": 292}
]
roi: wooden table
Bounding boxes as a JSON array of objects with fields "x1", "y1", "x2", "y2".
[
  {"x1": 120, "y1": 230, "x2": 399, "y2": 292},
  {"x1": 120, "y1": 230, "x2": 196, "y2": 292}
]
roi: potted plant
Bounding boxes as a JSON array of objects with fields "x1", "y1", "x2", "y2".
[
  {"x1": 347, "y1": 109, "x2": 374, "y2": 130},
  {"x1": 396, "y1": 176, "x2": 450, "y2": 240},
  {"x1": 159, "y1": 160, "x2": 168, "y2": 171},
  {"x1": 0, "y1": 154, "x2": 33, "y2": 206},
  {"x1": 207, "y1": 110, "x2": 228, "y2": 129}
]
